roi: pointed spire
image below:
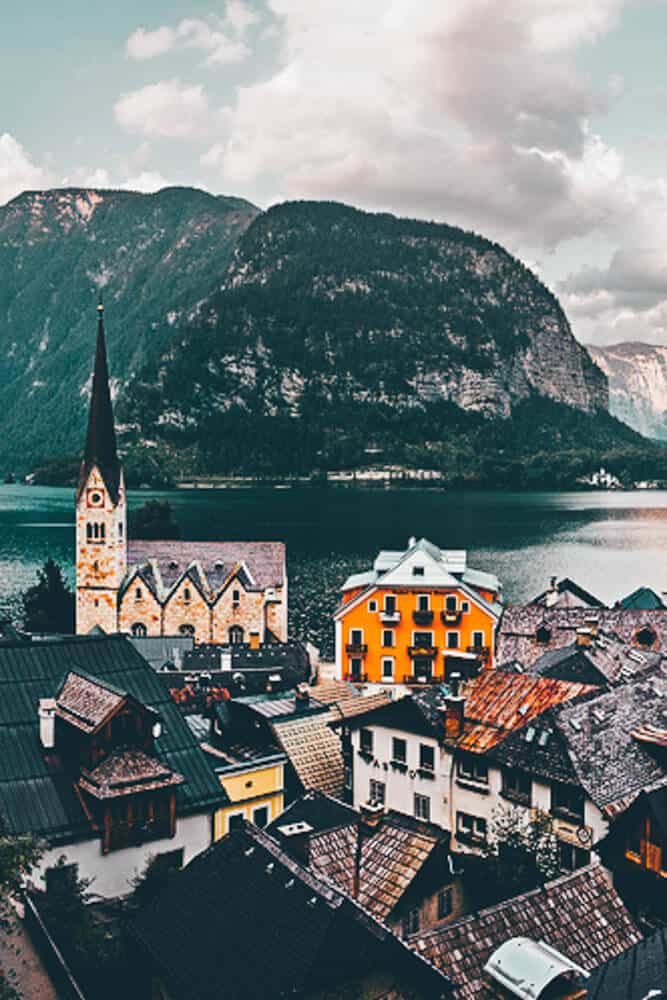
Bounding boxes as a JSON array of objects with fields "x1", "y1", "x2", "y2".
[{"x1": 77, "y1": 295, "x2": 122, "y2": 503}]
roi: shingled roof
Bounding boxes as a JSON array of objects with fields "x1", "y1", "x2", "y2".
[
  {"x1": 523, "y1": 633, "x2": 662, "y2": 688},
  {"x1": 586, "y1": 924, "x2": 667, "y2": 999},
  {"x1": 413, "y1": 864, "x2": 641, "y2": 1000},
  {"x1": 271, "y1": 711, "x2": 345, "y2": 798},
  {"x1": 555, "y1": 668, "x2": 667, "y2": 814},
  {"x1": 55, "y1": 670, "x2": 127, "y2": 733},
  {"x1": 345, "y1": 671, "x2": 596, "y2": 754},
  {"x1": 0, "y1": 635, "x2": 225, "y2": 841},
  {"x1": 130, "y1": 822, "x2": 452, "y2": 1000},
  {"x1": 79, "y1": 748, "x2": 184, "y2": 800}
]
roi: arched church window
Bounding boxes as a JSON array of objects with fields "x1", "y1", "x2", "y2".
[
  {"x1": 118, "y1": 523, "x2": 124, "y2": 539},
  {"x1": 131, "y1": 623, "x2": 147, "y2": 637},
  {"x1": 229, "y1": 625, "x2": 244, "y2": 645},
  {"x1": 100, "y1": 523, "x2": 106, "y2": 541},
  {"x1": 93, "y1": 523, "x2": 99, "y2": 540},
  {"x1": 179, "y1": 624, "x2": 195, "y2": 637}
]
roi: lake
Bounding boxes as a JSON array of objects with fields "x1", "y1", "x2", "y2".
[{"x1": 4, "y1": 484, "x2": 667, "y2": 657}]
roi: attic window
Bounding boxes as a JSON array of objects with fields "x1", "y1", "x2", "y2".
[
  {"x1": 412, "y1": 566, "x2": 425, "y2": 577},
  {"x1": 214, "y1": 560, "x2": 224, "y2": 570},
  {"x1": 183, "y1": 587, "x2": 191, "y2": 603},
  {"x1": 524, "y1": 726, "x2": 536, "y2": 743},
  {"x1": 135, "y1": 587, "x2": 142, "y2": 601},
  {"x1": 233, "y1": 589, "x2": 240, "y2": 605},
  {"x1": 636, "y1": 626, "x2": 657, "y2": 648}
]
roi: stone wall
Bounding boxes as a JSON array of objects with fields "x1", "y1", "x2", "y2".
[{"x1": 75, "y1": 466, "x2": 126, "y2": 634}]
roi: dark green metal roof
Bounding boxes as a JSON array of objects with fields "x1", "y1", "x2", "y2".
[
  {"x1": 0, "y1": 635, "x2": 225, "y2": 841},
  {"x1": 618, "y1": 587, "x2": 665, "y2": 610}
]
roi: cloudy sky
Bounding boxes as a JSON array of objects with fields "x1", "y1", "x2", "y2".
[{"x1": 3, "y1": 0, "x2": 667, "y2": 346}]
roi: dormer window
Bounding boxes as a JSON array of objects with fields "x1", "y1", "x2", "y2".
[
  {"x1": 169, "y1": 560, "x2": 179, "y2": 570},
  {"x1": 536, "y1": 625, "x2": 552, "y2": 645},
  {"x1": 412, "y1": 566, "x2": 425, "y2": 577},
  {"x1": 135, "y1": 587, "x2": 142, "y2": 601}
]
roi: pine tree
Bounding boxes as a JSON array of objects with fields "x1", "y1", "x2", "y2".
[{"x1": 22, "y1": 559, "x2": 75, "y2": 635}]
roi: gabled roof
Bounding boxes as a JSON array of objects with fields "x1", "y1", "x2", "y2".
[
  {"x1": 312, "y1": 679, "x2": 392, "y2": 722},
  {"x1": 126, "y1": 541, "x2": 285, "y2": 602},
  {"x1": 0, "y1": 635, "x2": 225, "y2": 840},
  {"x1": 271, "y1": 711, "x2": 345, "y2": 798},
  {"x1": 488, "y1": 708, "x2": 579, "y2": 786},
  {"x1": 531, "y1": 577, "x2": 605, "y2": 608},
  {"x1": 619, "y1": 586, "x2": 666, "y2": 610},
  {"x1": 586, "y1": 924, "x2": 667, "y2": 999},
  {"x1": 525, "y1": 633, "x2": 661, "y2": 688},
  {"x1": 79, "y1": 748, "x2": 183, "y2": 799},
  {"x1": 77, "y1": 303, "x2": 122, "y2": 504},
  {"x1": 555, "y1": 669, "x2": 667, "y2": 814},
  {"x1": 130, "y1": 823, "x2": 452, "y2": 1000},
  {"x1": 345, "y1": 671, "x2": 596, "y2": 754},
  {"x1": 413, "y1": 864, "x2": 641, "y2": 1000},
  {"x1": 55, "y1": 669, "x2": 128, "y2": 734}
]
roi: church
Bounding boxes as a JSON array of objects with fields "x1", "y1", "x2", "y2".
[{"x1": 75, "y1": 303, "x2": 287, "y2": 643}]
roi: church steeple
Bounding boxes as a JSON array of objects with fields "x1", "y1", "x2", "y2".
[{"x1": 78, "y1": 298, "x2": 122, "y2": 504}]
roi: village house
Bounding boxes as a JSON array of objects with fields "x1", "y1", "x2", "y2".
[
  {"x1": 340, "y1": 670, "x2": 599, "y2": 861},
  {"x1": 334, "y1": 537, "x2": 502, "y2": 690},
  {"x1": 76, "y1": 302, "x2": 287, "y2": 642},
  {"x1": 412, "y1": 862, "x2": 642, "y2": 1000},
  {"x1": 0, "y1": 634, "x2": 225, "y2": 898},
  {"x1": 268, "y1": 790, "x2": 468, "y2": 938},
  {"x1": 129, "y1": 820, "x2": 453, "y2": 1000}
]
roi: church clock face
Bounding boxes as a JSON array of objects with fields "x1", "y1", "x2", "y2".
[{"x1": 87, "y1": 488, "x2": 104, "y2": 509}]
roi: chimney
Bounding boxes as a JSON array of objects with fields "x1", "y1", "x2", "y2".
[
  {"x1": 295, "y1": 682, "x2": 310, "y2": 709},
  {"x1": 444, "y1": 673, "x2": 465, "y2": 739},
  {"x1": 545, "y1": 576, "x2": 559, "y2": 608},
  {"x1": 249, "y1": 631, "x2": 261, "y2": 651},
  {"x1": 576, "y1": 627, "x2": 592, "y2": 648},
  {"x1": 276, "y1": 821, "x2": 313, "y2": 866},
  {"x1": 39, "y1": 698, "x2": 57, "y2": 750}
]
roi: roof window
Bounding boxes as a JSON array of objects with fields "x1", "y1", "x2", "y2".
[{"x1": 412, "y1": 566, "x2": 425, "y2": 577}]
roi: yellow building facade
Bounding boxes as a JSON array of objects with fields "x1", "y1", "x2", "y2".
[{"x1": 212, "y1": 754, "x2": 286, "y2": 839}]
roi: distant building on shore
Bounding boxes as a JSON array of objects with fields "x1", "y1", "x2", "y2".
[{"x1": 75, "y1": 303, "x2": 287, "y2": 642}]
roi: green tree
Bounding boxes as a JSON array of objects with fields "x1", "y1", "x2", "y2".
[
  {"x1": 470, "y1": 805, "x2": 561, "y2": 907},
  {"x1": 22, "y1": 559, "x2": 75, "y2": 635},
  {"x1": 128, "y1": 500, "x2": 180, "y2": 540},
  {"x1": 0, "y1": 834, "x2": 44, "y2": 1000}
]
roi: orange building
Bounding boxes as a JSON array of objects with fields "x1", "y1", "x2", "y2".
[{"x1": 334, "y1": 538, "x2": 502, "y2": 689}]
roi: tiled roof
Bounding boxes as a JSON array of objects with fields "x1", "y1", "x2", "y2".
[
  {"x1": 130, "y1": 823, "x2": 452, "y2": 1000},
  {"x1": 0, "y1": 635, "x2": 225, "y2": 840},
  {"x1": 498, "y1": 605, "x2": 667, "y2": 665},
  {"x1": 531, "y1": 578, "x2": 605, "y2": 608},
  {"x1": 308, "y1": 815, "x2": 439, "y2": 921},
  {"x1": 524, "y1": 634, "x2": 661, "y2": 688},
  {"x1": 79, "y1": 748, "x2": 183, "y2": 799},
  {"x1": 126, "y1": 540, "x2": 285, "y2": 601},
  {"x1": 487, "y1": 708, "x2": 579, "y2": 786},
  {"x1": 619, "y1": 586, "x2": 666, "y2": 611},
  {"x1": 312, "y1": 680, "x2": 392, "y2": 722},
  {"x1": 344, "y1": 671, "x2": 595, "y2": 753},
  {"x1": 56, "y1": 670, "x2": 126, "y2": 733},
  {"x1": 555, "y1": 668, "x2": 667, "y2": 812},
  {"x1": 587, "y1": 925, "x2": 667, "y2": 1000},
  {"x1": 414, "y1": 864, "x2": 642, "y2": 1000},
  {"x1": 271, "y1": 711, "x2": 345, "y2": 798}
]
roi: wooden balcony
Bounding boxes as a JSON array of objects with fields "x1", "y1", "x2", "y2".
[
  {"x1": 412, "y1": 610, "x2": 434, "y2": 626},
  {"x1": 408, "y1": 645, "x2": 438, "y2": 658},
  {"x1": 345, "y1": 643, "x2": 368, "y2": 654},
  {"x1": 441, "y1": 611, "x2": 462, "y2": 625},
  {"x1": 466, "y1": 645, "x2": 490, "y2": 657}
]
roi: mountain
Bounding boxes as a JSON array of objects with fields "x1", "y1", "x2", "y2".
[
  {"x1": 588, "y1": 343, "x2": 667, "y2": 441},
  {"x1": 121, "y1": 200, "x2": 611, "y2": 480},
  {"x1": 0, "y1": 186, "x2": 258, "y2": 470}
]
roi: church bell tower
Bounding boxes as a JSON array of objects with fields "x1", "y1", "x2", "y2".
[{"x1": 75, "y1": 300, "x2": 127, "y2": 634}]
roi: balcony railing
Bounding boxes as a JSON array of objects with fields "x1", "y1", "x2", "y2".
[
  {"x1": 466, "y1": 645, "x2": 490, "y2": 657},
  {"x1": 345, "y1": 643, "x2": 368, "y2": 654},
  {"x1": 408, "y1": 645, "x2": 438, "y2": 658},
  {"x1": 412, "y1": 610, "x2": 434, "y2": 626},
  {"x1": 380, "y1": 610, "x2": 401, "y2": 624},
  {"x1": 403, "y1": 673, "x2": 441, "y2": 685},
  {"x1": 441, "y1": 610, "x2": 462, "y2": 625},
  {"x1": 345, "y1": 672, "x2": 368, "y2": 683}
]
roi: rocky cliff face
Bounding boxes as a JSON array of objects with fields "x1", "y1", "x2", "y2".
[
  {"x1": 125, "y1": 200, "x2": 607, "y2": 437},
  {"x1": 0, "y1": 186, "x2": 258, "y2": 469},
  {"x1": 588, "y1": 342, "x2": 667, "y2": 440}
]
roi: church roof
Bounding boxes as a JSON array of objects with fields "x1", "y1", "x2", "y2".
[{"x1": 77, "y1": 301, "x2": 122, "y2": 504}]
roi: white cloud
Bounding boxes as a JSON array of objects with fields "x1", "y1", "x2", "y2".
[
  {"x1": 120, "y1": 170, "x2": 172, "y2": 193},
  {"x1": 0, "y1": 133, "x2": 52, "y2": 206},
  {"x1": 114, "y1": 79, "x2": 214, "y2": 138},
  {"x1": 125, "y1": 4, "x2": 259, "y2": 66}
]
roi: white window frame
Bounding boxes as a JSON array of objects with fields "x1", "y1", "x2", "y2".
[
  {"x1": 252, "y1": 804, "x2": 270, "y2": 827},
  {"x1": 349, "y1": 627, "x2": 364, "y2": 644},
  {"x1": 456, "y1": 811, "x2": 487, "y2": 841},
  {"x1": 445, "y1": 594, "x2": 458, "y2": 612},
  {"x1": 384, "y1": 594, "x2": 397, "y2": 612},
  {"x1": 414, "y1": 793, "x2": 431, "y2": 821},
  {"x1": 461, "y1": 600, "x2": 470, "y2": 613},
  {"x1": 369, "y1": 779, "x2": 386, "y2": 805},
  {"x1": 472, "y1": 630, "x2": 485, "y2": 648},
  {"x1": 226, "y1": 810, "x2": 245, "y2": 834},
  {"x1": 381, "y1": 657, "x2": 394, "y2": 679},
  {"x1": 382, "y1": 630, "x2": 395, "y2": 648},
  {"x1": 368, "y1": 599, "x2": 378, "y2": 612},
  {"x1": 446, "y1": 631, "x2": 460, "y2": 650},
  {"x1": 457, "y1": 756, "x2": 489, "y2": 786},
  {"x1": 412, "y1": 630, "x2": 435, "y2": 647},
  {"x1": 416, "y1": 593, "x2": 431, "y2": 611}
]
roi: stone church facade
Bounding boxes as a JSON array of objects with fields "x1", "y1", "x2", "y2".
[{"x1": 76, "y1": 304, "x2": 287, "y2": 643}]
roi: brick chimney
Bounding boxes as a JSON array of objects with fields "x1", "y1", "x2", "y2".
[
  {"x1": 276, "y1": 820, "x2": 313, "y2": 865},
  {"x1": 295, "y1": 682, "x2": 310, "y2": 710},
  {"x1": 545, "y1": 576, "x2": 559, "y2": 608},
  {"x1": 38, "y1": 698, "x2": 57, "y2": 750},
  {"x1": 444, "y1": 673, "x2": 465, "y2": 739}
]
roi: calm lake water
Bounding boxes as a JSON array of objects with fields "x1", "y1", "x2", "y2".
[{"x1": 5, "y1": 484, "x2": 667, "y2": 656}]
